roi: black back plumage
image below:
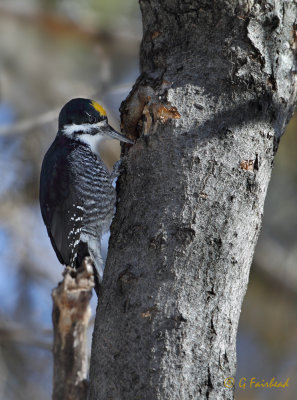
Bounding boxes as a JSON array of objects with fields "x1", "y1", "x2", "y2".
[{"x1": 39, "y1": 134, "x2": 115, "y2": 270}]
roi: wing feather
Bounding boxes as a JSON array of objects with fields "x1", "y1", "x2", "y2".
[{"x1": 40, "y1": 136, "x2": 84, "y2": 267}]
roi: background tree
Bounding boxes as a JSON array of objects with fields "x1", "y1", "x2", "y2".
[{"x1": 88, "y1": 1, "x2": 297, "y2": 399}]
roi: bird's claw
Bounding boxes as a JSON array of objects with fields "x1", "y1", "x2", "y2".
[{"x1": 111, "y1": 159, "x2": 123, "y2": 180}]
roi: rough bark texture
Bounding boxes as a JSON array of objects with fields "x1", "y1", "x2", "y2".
[
  {"x1": 89, "y1": 1, "x2": 297, "y2": 399},
  {"x1": 52, "y1": 258, "x2": 94, "y2": 400}
]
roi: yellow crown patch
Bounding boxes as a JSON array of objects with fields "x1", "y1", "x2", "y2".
[{"x1": 91, "y1": 100, "x2": 107, "y2": 117}]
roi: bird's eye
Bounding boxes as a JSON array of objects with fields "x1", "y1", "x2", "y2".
[{"x1": 89, "y1": 115, "x2": 98, "y2": 124}]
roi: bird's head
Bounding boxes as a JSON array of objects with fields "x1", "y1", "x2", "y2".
[{"x1": 58, "y1": 98, "x2": 133, "y2": 145}]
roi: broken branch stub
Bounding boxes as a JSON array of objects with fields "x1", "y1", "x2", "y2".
[{"x1": 52, "y1": 257, "x2": 94, "y2": 400}]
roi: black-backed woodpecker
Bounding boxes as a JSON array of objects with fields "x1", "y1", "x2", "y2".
[{"x1": 39, "y1": 98, "x2": 133, "y2": 293}]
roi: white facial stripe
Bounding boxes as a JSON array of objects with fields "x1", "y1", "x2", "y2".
[
  {"x1": 63, "y1": 123, "x2": 92, "y2": 135},
  {"x1": 63, "y1": 120, "x2": 107, "y2": 136}
]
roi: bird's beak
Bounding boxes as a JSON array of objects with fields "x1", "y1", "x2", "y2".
[{"x1": 101, "y1": 123, "x2": 134, "y2": 144}]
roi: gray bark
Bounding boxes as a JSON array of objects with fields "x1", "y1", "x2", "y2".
[{"x1": 89, "y1": 1, "x2": 297, "y2": 399}]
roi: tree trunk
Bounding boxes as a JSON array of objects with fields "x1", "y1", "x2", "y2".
[{"x1": 89, "y1": 1, "x2": 297, "y2": 399}]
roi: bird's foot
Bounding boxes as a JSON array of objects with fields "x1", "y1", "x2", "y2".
[{"x1": 111, "y1": 159, "x2": 123, "y2": 180}]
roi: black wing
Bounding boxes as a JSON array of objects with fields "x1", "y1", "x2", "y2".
[{"x1": 39, "y1": 136, "x2": 84, "y2": 267}]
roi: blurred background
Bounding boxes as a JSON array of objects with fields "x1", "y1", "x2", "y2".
[{"x1": 0, "y1": 1, "x2": 296, "y2": 399}]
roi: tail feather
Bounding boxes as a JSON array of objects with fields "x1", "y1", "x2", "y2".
[{"x1": 76, "y1": 239, "x2": 103, "y2": 296}]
